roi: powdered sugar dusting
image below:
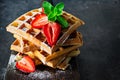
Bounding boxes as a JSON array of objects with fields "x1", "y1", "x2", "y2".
[{"x1": 29, "y1": 70, "x2": 52, "y2": 79}]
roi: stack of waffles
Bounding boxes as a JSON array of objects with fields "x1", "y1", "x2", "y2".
[{"x1": 6, "y1": 8, "x2": 84, "y2": 70}]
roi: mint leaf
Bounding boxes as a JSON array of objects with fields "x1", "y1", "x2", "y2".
[
  {"x1": 48, "y1": 8, "x2": 57, "y2": 21},
  {"x1": 57, "y1": 16, "x2": 68, "y2": 28},
  {"x1": 55, "y1": 2, "x2": 64, "y2": 11},
  {"x1": 42, "y1": 1, "x2": 53, "y2": 15},
  {"x1": 55, "y1": 2, "x2": 64, "y2": 16},
  {"x1": 49, "y1": 16, "x2": 57, "y2": 21}
]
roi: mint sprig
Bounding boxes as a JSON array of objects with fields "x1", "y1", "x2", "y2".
[{"x1": 42, "y1": 1, "x2": 68, "y2": 28}]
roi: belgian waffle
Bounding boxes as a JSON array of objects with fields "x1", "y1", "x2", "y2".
[
  {"x1": 13, "y1": 38, "x2": 81, "y2": 70},
  {"x1": 6, "y1": 8, "x2": 84, "y2": 54},
  {"x1": 11, "y1": 31, "x2": 83, "y2": 53},
  {"x1": 15, "y1": 48, "x2": 80, "y2": 70},
  {"x1": 11, "y1": 31, "x2": 82, "y2": 70}
]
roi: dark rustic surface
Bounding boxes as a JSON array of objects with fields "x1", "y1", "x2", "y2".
[{"x1": 0, "y1": 0, "x2": 120, "y2": 80}]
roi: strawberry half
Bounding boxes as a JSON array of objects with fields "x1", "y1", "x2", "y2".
[
  {"x1": 31, "y1": 13, "x2": 48, "y2": 28},
  {"x1": 43, "y1": 22, "x2": 61, "y2": 46},
  {"x1": 16, "y1": 56, "x2": 35, "y2": 73}
]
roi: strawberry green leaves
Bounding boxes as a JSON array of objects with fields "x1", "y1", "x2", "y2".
[{"x1": 42, "y1": 1, "x2": 68, "y2": 28}]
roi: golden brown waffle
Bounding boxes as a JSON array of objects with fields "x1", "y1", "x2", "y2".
[
  {"x1": 11, "y1": 31, "x2": 83, "y2": 53},
  {"x1": 6, "y1": 8, "x2": 84, "y2": 54},
  {"x1": 12, "y1": 31, "x2": 82, "y2": 70},
  {"x1": 34, "y1": 49, "x2": 80, "y2": 70},
  {"x1": 14, "y1": 48, "x2": 80, "y2": 70},
  {"x1": 56, "y1": 11, "x2": 84, "y2": 45},
  {"x1": 11, "y1": 34, "x2": 39, "y2": 53},
  {"x1": 46, "y1": 45, "x2": 81, "y2": 61},
  {"x1": 33, "y1": 44, "x2": 80, "y2": 64},
  {"x1": 63, "y1": 31, "x2": 83, "y2": 46},
  {"x1": 57, "y1": 57, "x2": 71, "y2": 70}
]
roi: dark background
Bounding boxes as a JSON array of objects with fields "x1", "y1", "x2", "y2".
[{"x1": 0, "y1": 0, "x2": 120, "y2": 80}]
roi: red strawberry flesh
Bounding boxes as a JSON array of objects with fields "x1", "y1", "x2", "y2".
[
  {"x1": 43, "y1": 22, "x2": 61, "y2": 46},
  {"x1": 31, "y1": 13, "x2": 48, "y2": 28},
  {"x1": 16, "y1": 56, "x2": 35, "y2": 73}
]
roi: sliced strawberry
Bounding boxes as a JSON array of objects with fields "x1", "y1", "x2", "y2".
[
  {"x1": 31, "y1": 13, "x2": 48, "y2": 28},
  {"x1": 43, "y1": 22, "x2": 61, "y2": 46},
  {"x1": 43, "y1": 23, "x2": 52, "y2": 45},
  {"x1": 16, "y1": 56, "x2": 35, "y2": 73}
]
